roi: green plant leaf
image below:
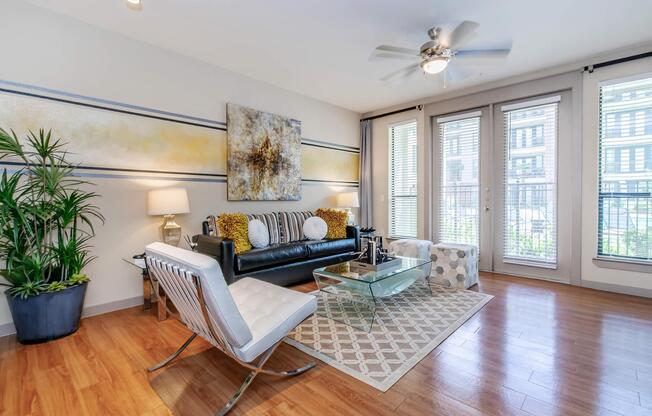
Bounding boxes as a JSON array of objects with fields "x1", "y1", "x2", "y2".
[{"x1": 0, "y1": 126, "x2": 102, "y2": 298}]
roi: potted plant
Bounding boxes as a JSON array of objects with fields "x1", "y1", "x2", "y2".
[{"x1": 0, "y1": 127, "x2": 104, "y2": 343}]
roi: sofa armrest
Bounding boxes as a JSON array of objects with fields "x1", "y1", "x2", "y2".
[
  {"x1": 346, "y1": 225, "x2": 361, "y2": 252},
  {"x1": 194, "y1": 234, "x2": 236, "y2": 284}
]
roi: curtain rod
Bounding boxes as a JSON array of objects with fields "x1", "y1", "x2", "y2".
[
  {"x1": 584, "y1": 51, "x2": 652, "y2": 73},
  {"x1": 361, "y1": 104, "x2": 422, "y2": 122}
]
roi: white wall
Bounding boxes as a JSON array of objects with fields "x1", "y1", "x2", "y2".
[
  {"x1": 581, "y1": 57, "x2": 652, "y2": 293},
  {"x1": 0, "y1": 0, "x2": 360, "y2": 332}
]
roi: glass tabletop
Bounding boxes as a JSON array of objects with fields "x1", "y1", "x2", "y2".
[
  {"x1": 314, "y1": 256, "x2": 431, "y2": 284},
  {"x1": 123, "y1": 256, "x2": 147, "y2": 270}
]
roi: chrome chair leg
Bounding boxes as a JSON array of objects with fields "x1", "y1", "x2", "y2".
[
  {"x1": 217, "y1": 371, "x2": 258, "y2": 416},
  {"x1": 147, "y1": 333, "x2": 197, "y2": 372},
  {"x1": 259, "y1": 361, "x2": 317, "y2": 377},
  {"x1": 216, "y1": 341, "x2": 317, "y2": 415}
]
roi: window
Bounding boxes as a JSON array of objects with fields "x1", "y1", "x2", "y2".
[
  {"x1": 510, "y1": 125, "x2": 544, "y2": 149},
  {"x1": 598, "y1": 75, "x2": 652, "y2": 262},
  {"x1": 437, "y1": 113, "x2": 480, "y2": 246},
  {"x1": 503, "y1": 98, "x2": 558, "y2": 265},
  {"x1": 389, "y1": 120, "x2": 417, "y2": 238}
]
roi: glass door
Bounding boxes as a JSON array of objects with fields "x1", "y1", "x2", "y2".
[
  {"x1": 492, "y1": 92, "x2": 573, "y2": 282},
  {"x1": 432, "y1": 108, "x2": 493, "y2": 271}
]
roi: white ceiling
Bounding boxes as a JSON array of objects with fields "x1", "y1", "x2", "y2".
[{"x1": 23, "y1": 0, "x2": 652, "y2": 113}]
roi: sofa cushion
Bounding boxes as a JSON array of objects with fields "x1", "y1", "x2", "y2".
[
  {"x1": 306, "y1": 238, "x2": 356, "y2": 259},
  {"x1": 278, "y1": 211, "x2": 313, "y2": 243},
  {"x1": 315, "y1": 208, "x2": 348, "y2": 239},
  {"x1": 303, "y1": 216, "x2": 328, "y2": 240},
  {"x1": 246, "y1": 213, "x2": 281, "y2": 245},
  {"x1": 216, "y1": 213, "x2": 251, "y2": 254},
  {"x1": 235, "y1": 241, "x2": 310, "y2": 272}
]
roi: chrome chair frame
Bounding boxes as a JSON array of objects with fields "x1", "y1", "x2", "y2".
[{"x1": 146, "y1": 257, "x2": 316, "y2": 416}]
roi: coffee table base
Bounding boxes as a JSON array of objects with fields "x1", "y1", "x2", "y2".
[{"x1": 314, "y1": 270, "x2": 433, "y2": 332}]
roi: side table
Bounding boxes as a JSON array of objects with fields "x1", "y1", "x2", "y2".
[{"x1": 123, "y1": 256, "x2": 168, "y2": 321}]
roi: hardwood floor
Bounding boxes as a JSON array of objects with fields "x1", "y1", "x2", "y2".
[{"x1": 2, "y1": 272, "x2": 652, "y2": 415}]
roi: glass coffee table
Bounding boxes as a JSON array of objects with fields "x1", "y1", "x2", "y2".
[{"x1": 313, "y1": 257, "x2": 432, "y2": 332}]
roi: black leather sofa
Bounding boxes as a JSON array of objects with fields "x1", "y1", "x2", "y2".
[{"x1": 195, "y1": 222, "x2": 360, "y2": 286}]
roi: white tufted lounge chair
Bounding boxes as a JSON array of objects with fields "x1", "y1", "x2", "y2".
[{"x1": 144, "y1": 242, "x2": 317, "y2": 415}]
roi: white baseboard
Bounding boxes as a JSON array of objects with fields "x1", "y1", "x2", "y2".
[
  {"x1": 581, "y1": 280, "x2": 652, "y2": 298},
  {"x1": 0, "y1": 295, "x2": 143, "y2": 338},
  {"x1": 81, "y1": 296, "x2": 143, "y2": 318},
  {"x1": 0, "y1": 322, "x2": 15, "y2": 338}
]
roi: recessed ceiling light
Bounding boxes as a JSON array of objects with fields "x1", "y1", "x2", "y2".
[{"x1": 126, "y1": 0, "x2": 142, "y2": 11}]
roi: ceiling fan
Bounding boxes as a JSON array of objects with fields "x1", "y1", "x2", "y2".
[{"x1": 373, "y1": 21, "x2": 511, "y2": 83}]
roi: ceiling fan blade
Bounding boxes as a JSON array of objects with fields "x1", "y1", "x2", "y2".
[
  {"x1": 371, "y1": 52, "x2": 419, "y2": 61},
  {"x1": 375, "y1": 45, "x2": 420, "y2": 57},
  {"x1": 455, "y1": 49, "x2": 511, "y2": 60},
  {"x1": 444, "y1": 20, "x2": 479, "y2": 50},
  {"x1": 380, "y1": 63, "x2": 420, "y2": 82}
]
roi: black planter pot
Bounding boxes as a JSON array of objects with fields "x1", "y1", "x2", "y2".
[{"x1": 6, "y1": 282, "x2": 88, "y2": 344}]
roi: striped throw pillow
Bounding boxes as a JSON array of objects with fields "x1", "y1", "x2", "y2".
[
  {"x1": 246, "y1": 213, "x2": 280, "y2": 245},
  {"x1": 278, "y1": 211, "x2": 313, "y2": 243}
]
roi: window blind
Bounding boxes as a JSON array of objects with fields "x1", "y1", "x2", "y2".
[
  {"x1": 437, "y1": 114, "x2": 480, "y2": 247},
  {"x1": 598, "y1": 76, "x2": 652, "y2": 262},
  {"x1": 502, "y1": 100, "x2": 558, "y2": 266},
  {"x1": 389, "y1": 120, "x2": 417, "y2": 238}
]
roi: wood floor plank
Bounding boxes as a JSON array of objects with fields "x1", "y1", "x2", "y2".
[{"x1": 1, "y1": 272, "x2": 652, "y2": 416}]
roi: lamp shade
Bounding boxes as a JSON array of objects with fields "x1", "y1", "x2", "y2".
[
  {"x1": 147, "y1": 188, "x2": 190, "y2": 216},
  {"x1": 335, "y1": 191, "x2": 359, "y2": 208}
]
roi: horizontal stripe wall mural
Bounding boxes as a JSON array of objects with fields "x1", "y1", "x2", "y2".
[{"x1": 0, "y1": 80, "x2": 359, "y2": 186}]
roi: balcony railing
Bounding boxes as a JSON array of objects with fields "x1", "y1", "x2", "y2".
[
  {"x1": 439, "y1": 184, "x2": 479, "y2": 246},
  {"x1": 505, "y1": 182, "x2": 556, "y2": 263},
  {"x1": 598, "y1": 191, "x2": 652, "y2": 260}
]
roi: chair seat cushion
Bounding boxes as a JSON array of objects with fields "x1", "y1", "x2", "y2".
[
  {"x1": 229, "y1": 277, "x2": 317, "y2": 363},
  {"x1": 306, "y1": 239, "x2": 356, "y2": 259},
  {"x1": 235, "y1": 242, "x2": 310, "y2": 272}
]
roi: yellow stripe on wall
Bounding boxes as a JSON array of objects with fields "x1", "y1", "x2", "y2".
[
  {"x1": 301, "y1": 145, "x2": 359, "y2": 183},
  {"x1": 0, "y1": 89, "x2": 359, "y2": 183}
]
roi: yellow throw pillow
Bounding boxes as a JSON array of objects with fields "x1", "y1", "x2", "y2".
[
  {"x1": 315, "y1": 208, "x2": 348, "y2": 239},
  {"x1": 216, "y1": 213, "x2": 252, "y2": 254}
]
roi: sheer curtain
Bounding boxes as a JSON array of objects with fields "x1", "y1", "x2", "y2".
[{"x1": 359, "y1": 119, "x2": 373, "y2": 227}]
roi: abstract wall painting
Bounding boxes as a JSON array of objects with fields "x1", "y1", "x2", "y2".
[{"x1": 226, "y1": 103, "x2": 302, "y2": 200}]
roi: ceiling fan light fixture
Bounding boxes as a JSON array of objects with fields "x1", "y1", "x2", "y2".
[
  {"x1": 126, "y1": 0, "x2": 143, "y2": 11},
  {"x1": 421, "y1": 56, "x2": 449, "y2": 74}
]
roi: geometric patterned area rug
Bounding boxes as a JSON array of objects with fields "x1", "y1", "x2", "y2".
[{"x1": 284, "y1": 282, "x2": 493, "y2": 391}]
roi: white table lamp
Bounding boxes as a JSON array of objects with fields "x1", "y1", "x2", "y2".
[
  {"x1": 335, "y1": 191, "x2": 360, "y2": 225},
  {"x1": 148, "y1": 188, "x2": 190, "y2": 246}
]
